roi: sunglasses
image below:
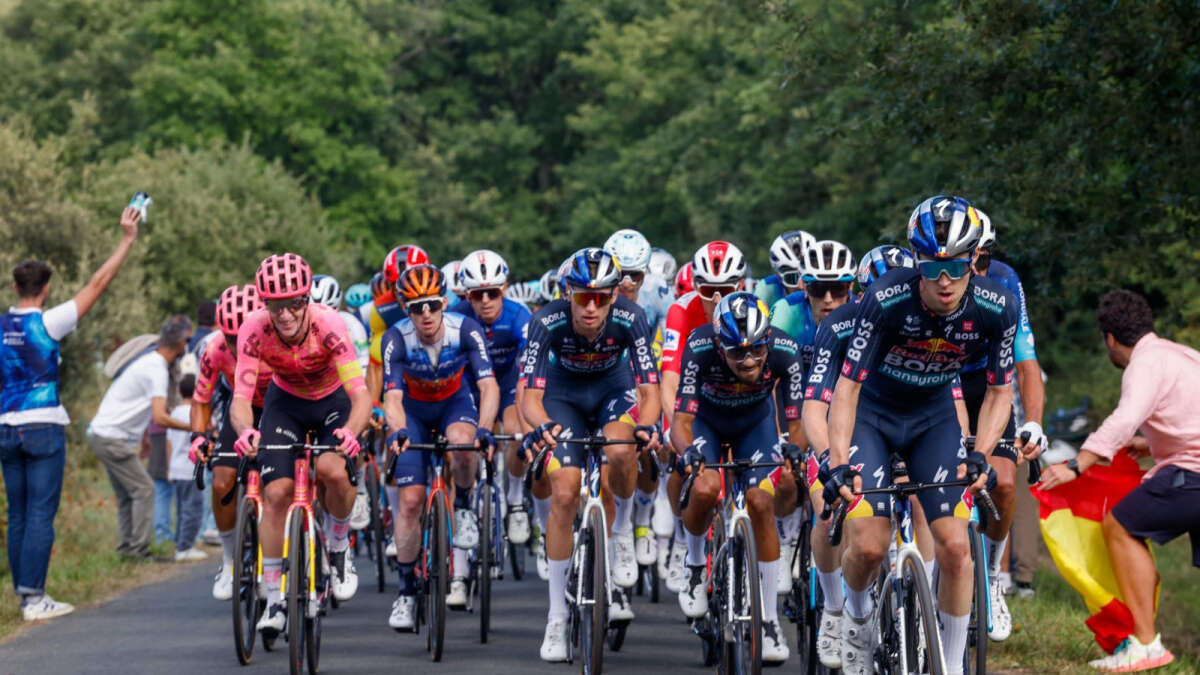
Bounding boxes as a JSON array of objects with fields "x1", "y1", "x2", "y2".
[
  {"x1": 406, "y1": 298, "x2": 443, "y2": 315},
  {"x1": 620, "y1": 270, "x2": 646, "y2": 285},
  {"x1": 804, "y1": 281, "x2": 851, "y2": 300},
  {"x1": 266, "y1": 296, "x2": 307, "y2": 314},
  {"x1": 570, "y1": 289, "x2": 615, "y2": 308},
  {"x1": 779, "y1": 270, "x2": 803, "y2": 288},
  {"x1": 697, "y1": 284, "x2": 738, "y2": 301},
  {"x1": 917, "y1": 257, "x2": 973, "y2": 280},
  {"x1": 468, "y1": 288, "x2": 503, "y2": 302},
  {"x1": 721, "y1": 343, "x2": 768, "y2": 363}
]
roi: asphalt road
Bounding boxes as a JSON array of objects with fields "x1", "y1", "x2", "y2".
[{"x1": 0, "y1": 548, "x2": 710, "y2": 675}]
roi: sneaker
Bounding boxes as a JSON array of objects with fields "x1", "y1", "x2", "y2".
[
  {"x1": 762, "y1": 619, "x2": 790, "y2": 663},
  {"x1": 385, "y1": 540, "x2": 397, "y2": 558},
  {"x1": 1015, "y1": 581, "x2": 1036, "y2": 599},
  {"x1": 534, "y1": 532, "x2": 550, "y2": 581},
  {"x1": 609, "y1": 587, "x2": 634, "y2": 623},
  {"x1": 256, "y1": 602, "x2": 286, "y2": 636},
  {"x1": 389, "y1": 594, "x2": 416, "y2": 631},
  {"x1": 841, "y1": 614, "x2": 873, "y2": 675},
  {"x1": 350, "y1": 493, "x2": 371, "y2": 530},
  {"x1": 454, "y1": 508, "x2": 479, "y2": 549},
  {"x1": 175, "y1": 547, "x2": 207, "y2": 562},
  {"x1": 212, "y1": 562, "x2": 234, "y2": 601},
  {"x1": 611, "y1": 531, "x2": 637, "y2": 588},
  {"x1": 634, "y1": 526, "x2": 657, "y2": 566},
  {"x1": 540, "y1": 615, "x2": 569, "y2": 662},
  {"x1": 665, "y1": 539, "x2": 688, "y2": 593},
  {"x1": 678, "y1": 564, "x2": 708, "y2": 618},
  {"x1": 1088, "y1": 633, "x2": 1175, "y2": 672},
  {"x1": 777, "y1": 540, "x2": 795, "y2": 594},
  {"x1": 21, "y1": 595, "x2": 75, "y2": 621},
  {"x1": 651, "y1": 492, "x2": 675, "y2": 537},
  {"x1": 330, "y1": 550, "x2": 359, "y2": 601},
  {"x1": 447, "y1": 578, "x2": 468, "y2": 609},
  {"x1": 507, "y1": 505, "x2": 531, "y2": 545},
  {"x1": 202, "y1": 528, "x2": 221, "y2": 546},
  {"x1": 988, "y1": 574, "x2": 1013, "y2": 641},
  {"x1": 816, "y1": 609, "x2": 843, "y2": 668}
]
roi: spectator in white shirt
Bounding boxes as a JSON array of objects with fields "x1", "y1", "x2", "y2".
[{"x1": 166, "y1": 375, "x2": 206, "y2": 561}]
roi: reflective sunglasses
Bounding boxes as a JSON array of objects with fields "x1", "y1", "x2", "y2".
[
  {"x1": 779, "y1": 270, "x2": 803, "y2": 288},
  {"x1": 266, "y1": 296, "x2": 308, "y2": 314},
  {"x1": 917, "y1": 257, "x2": 973, "y2": 280},
  {"x1": 804, "y1": 281, "x2": 851, "y2": 300},
  {"x1": 696, "y1": 283, "x2": 739, "y2": 301},
  {"x1": 468, "y1": 287, "x2": 503, "y2": 302},
  {"x1": 721, "y1": 343, "x2": 768, "y2": 363},
  {"x1": 570, "y1": 289, "x2": 615, "y2": 308},
  {"x1": 620, "y1": 270, "x2": 646, "y2": 285},
  {"x1": 406, "y1": 298, "x2": 443, "y2": 315}
]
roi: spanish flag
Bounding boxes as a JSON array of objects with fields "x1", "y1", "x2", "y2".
[{"x1": 1030, "y1": 451, "x2": 1153, "y2": 654}]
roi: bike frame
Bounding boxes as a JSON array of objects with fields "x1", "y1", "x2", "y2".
[
  {"x1": 571, "y1": 439, "x2": 611, "y2": 619},
  {"x1": 279, "y1": 448, "x2": 323, "y2": 618},
  {"x1": 879, "y1": 493, "x2": 942, "y2": 675},
  {"x1": 422, "y1": 449, "x2": 455, "y2": 580}
]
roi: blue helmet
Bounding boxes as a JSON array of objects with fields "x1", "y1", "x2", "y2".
[
  {"x1": 857, "y1": 245, "x2": 915, "y2": 289},
  {"x1": 344, "y1": 283, "x2": 372, "y2": 309},
  {"x1": 907, "y1": 195, "x2": 983, "y2": 259},
  {"x1": 560, "y1": 247, "x2": 622, "y2": 290},
  {"x1": 716, "y1": 292, "x2": 771, "y2": 347}
]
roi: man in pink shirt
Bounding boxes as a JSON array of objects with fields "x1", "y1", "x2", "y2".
[{"x1": 1041, "y1": 290, "x2": 1200, "y2": 673}]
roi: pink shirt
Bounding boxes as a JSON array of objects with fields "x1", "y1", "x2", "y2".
[
  {"x1": 234, "y1": 304, "x2": 366, "y2": 402},
  {"x1": 1081, "y1": 332, "x2": 1200, "y2": 480},
  {"x1": 195, "y1": 335, "x2": 272, "y2": 408}
]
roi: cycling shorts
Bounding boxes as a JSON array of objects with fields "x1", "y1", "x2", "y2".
[
  {"x1": 257, "y1": 383, "x2": 351, "y2": 485},
  {"x1": 213, "y1": 403, "x2": 262, "y2": 470},
  {"x1": 675, "y1": 400, "x2": 783, "y2": 496},
  {"x1": 960, "y1": 368, "x2": 1017, "y2": 462},
  {"x1": 468, "y1": 366, "x2": 519, "y2": 414},
  {"x1": 392, "y1": 386, "x2": 479, "y2": 488},
  {"x1": 543, "y1": 366, "x2": 636, "y2": 470},
  {"x1": 845, "y1": 394, "x2": 970, "y2": 523}
]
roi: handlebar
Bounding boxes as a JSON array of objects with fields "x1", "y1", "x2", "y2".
[
  {"x1": 677, "y1": 459, "x2": 784, "y2": 511},
  {"x1": 822, "y1": 476, "x2": 1001, "y2": 546},
  {"x1": 965, "y1": 432, "x2": 1041, "y2": 483},
  {"x1": 256, "y1": 443, "x2": 358, "y2": 487}
]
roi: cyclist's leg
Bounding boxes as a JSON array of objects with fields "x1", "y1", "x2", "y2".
[
  {"x1": 254, "y1": 385, "x2": 304, "y2": 620},
  {"x1": 597, "y1": 379, "x2": 639, "y2": 524},
  {"x1": 839, "y1": 400, "x2": 894, "y2": 619},
  {"x1": 677, "y1": 417, "x2": 724, "y2": 558},
  {"x1": 389, "y1": 409, "x2": 431, "y2": 601},
  {"x1": 542, "y1": 387, "x2": 588, "y2": 622},
  {"x1": 312, "y1": 388, "x2": 355, "y2": 532},
  {"x1": 983, "y1": 417, "x2": 1018, "y2": 575},
  {"x1": 736, "y1": 415, "x2": 786, "y2": 626}
]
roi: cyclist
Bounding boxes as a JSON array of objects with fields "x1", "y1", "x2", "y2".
[
  {"x1": 188, "y1": 284, "x2": 272, "y2": 601},
  {"x1": 505, "y1": 280, "x2": 542, "y2": 312},
  {"x1": 450, "y1": 250, "x2": 534, "y2": 547},
  {"x1": 671, "y1": 291, "x2": 805, "y2": 663},
  {"x1": 380, "y1": 264, "x2": 499, "y2": 626},
  {"x1": 673, "y1": 261, "x2": 694, "y2": 300},
  {"x1": 230, "y1": 253, "x2": 372, "y2": 638},
  {"x1": 962, "y1": 209, "x2": 1048, "y2": 638},
  {"x1": 367, "y1": 244, "x2": 431, "y2": 400},
  {"x1": 443, "y1": 259, "x2": 467, "y2": 304},
  {"x1": 538, "y1": 268, "x2": 559, "y2": 305},
  {"x1": 520, "y1": 247, "x2": 662, "y2": 662},
  {"x1": 343, "y1": 282, "x2": 372, "y2": 332},
  {"x1": 824, "y1": 196, "x2": 1019, "y2": 675},
  {"x1": 649, "y1": 246, "x2": 678, "y2": 282},
  {"x1": 754, "y1": 230, "x2": 815, "y2": 308}
]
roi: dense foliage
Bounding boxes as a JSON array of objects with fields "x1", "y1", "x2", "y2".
[{"x1": 1, "y1": 0, "x2": 1197, "y2": 412}]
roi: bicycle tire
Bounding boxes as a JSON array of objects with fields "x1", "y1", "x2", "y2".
[
  {"x1": 793, "y1": 515, "x2": 821, "y2": 675},
  {"x1": 901, "y1": 552, "x2": 945, "y2": 675},
  {"x1": 427, "y1": 494, "x2": 448, "y2": 662},
  {"x1": 367, "y1": 462, "x2": 386, "y2": 593},
  {"x1": 579, "y1": 506, "x2": 607, "y2": 675},
  {"x1": 479, "y1": 481, "x2": 493, "y2": 643},
  {"x1": 508, "y1": 535, "x2": 526, "y2": 580},
  {"x1": 286, "y1": 511, "x2": 308, "y2": 675},
  {"x1": 232, "y1": 498, "x2": 260, "y2": 665},
  {"x1": 965, "y1": 520, "x2": 988, "y2": 675},
  {"x1": 726, "y1": 517, "x2": 762, "y2": 675},
  {"x1": 306, "y1": 537, "x2": 325, "y2": 675}
]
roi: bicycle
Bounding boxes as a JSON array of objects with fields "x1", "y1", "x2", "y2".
[
  {"x1": 355, "y1": 424, "x2": 391, "y2": 593},
  {"x1": 779, "y1": 454, "x2": 825, "y2": 675},
  {"x1": 468, "y1": 432, "x2": 522, "y2": 643}
]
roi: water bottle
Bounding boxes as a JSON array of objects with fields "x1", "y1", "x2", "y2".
[{"x1": 128, "y1": 191, "x2": 152, "y2": 222}]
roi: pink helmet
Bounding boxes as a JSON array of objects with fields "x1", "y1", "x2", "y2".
[
  {"x1": 255, "y1": 253, "x2": 312, "y2": 300},
  {"x1": 216, "y1": 284, "x2": 263, "y2": 337},
  {"x1": 692, "y1": 241, "x2": 746, "y2": 285},
  {"x1": 382, "y1": 244, "x2": 431, "y2": 285}
]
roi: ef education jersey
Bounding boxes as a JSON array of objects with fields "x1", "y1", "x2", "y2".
[
  {"x1": 522, "y1": 296, "x2": 657, "y2": 388},
  {"x1": 841, "y1": 268, "x2": 1019, "y2": 409},
  {"x1": 381, "y1": 312, "x2": 494, "y2": 402},
  {"x1": 675, "y1": 324, "x2": 804, "y2": 422}
]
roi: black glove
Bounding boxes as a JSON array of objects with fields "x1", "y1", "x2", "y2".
[
  {"x1": 822, "y1": 463, "x2": 858, "y2": 507},
  {"x1": 633, "y1": 424, "x2": 660, "y2": 446},
  {"x1": 533, "y1": 421, "x2": 558, "y2": 445},
  {"x1": 521, "y1": 431, "x2": 538, "y2": 454},
  {"x1": 780, "y1": 442, "x2": 805, "y2": 467},
  {"x1": 476, "y1": 427, "x2": 495, "y2": 450},
  {"x1": 681, "y1": 444, "x2": 705, "y2": 469},
  {"x1": 960, "y1": 451, "x2": 998, "y2": 491}
]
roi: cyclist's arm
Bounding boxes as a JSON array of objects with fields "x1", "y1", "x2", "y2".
[
  {"x1": 476, "y1": 376, "x2": 500, "y2": 432},
  {"x1": 952, "y1": 376, "x2": 970, "y2": 435},
  {"x1": 520, "y1": 386, "x2": 551, "y2": 429},
  {"x1": 830, "y1": 288, "x2": 887, "y2": 466},
  {"x1": 974, "y1": 293, "x2": 1020, "y2": 457},
  {"x1": 828, "y1": 376, "x2": 861, "y2": 467},
  {"x1": 628, "y1": 304, "x2": 663, "y2": 427},
  {"x1": 190, "y1": 401, "x2": 213, "y2": 434},
  {"x1": 383, "y1": 389, "x2": 407, "y2": 435},
  {"x1": 463, "y1": 318, "x2": 499, "y2": 431},
  {"x1": 1015, "y1": 360, "x2": 1045, "y2": 425},
  {"x1": 975, "y1": 385, "x2": 1014, "y2": 458},
  {"x1": 367, "y1": 362, "x2": 383, "y2": 403},
  {"x1": 519, "y1": 312, "x2": 552, "y2": 428},
  {"x1": 658, "y1": 303, "x2": 687, "y2": 425},
  {"x1": 801, "y1": 400, "x2": 829, "y2": 452},
  {"x1": 669, "y1": 410, "x2": 695, "y2": 451},
  {"x1": 660, "y1": 370, "x2": 679, "y2": 427},
  {"x1": 232, "y1": 316, "x2": 266, "y2": 436},
  {"x1": 635, "y1": 383, "x2": 662, "y2": 429},
  {"x1": 772, "y1": 329, "x2": 808, "y2": 449}
]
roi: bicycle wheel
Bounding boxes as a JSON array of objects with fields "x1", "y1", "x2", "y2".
[
  {"x1": 901, "y1": 552, "x2": 945, "y2": 675},
  {"x1": 286, "y1": 511, "x2": 308, "y2": 675},
  {"x1": 367, "y1": 462, "x2": 386, "y2": 593},
  {"x1": 426, "y1": 494, "x2": 448, "y2": 662},
  {"x1": 578, "y1": 506, "x2": 607, "y2": 675},
  {"x1": 232, "y1": 498, "x2": 260, "y2": 665},
  {"x1": 478, "y1": 481, "x2": 493, "y2": 643},
  {"x1": 965, "y1": 520, "x2": 988, "y2": 674},
  {"x1": 306, "y1": 538, "x2": 326, "y2": 675},
  {"x1": 725, "y1": 517, "x2": 762, "y2": 675},
  {"x1": 791, "y1": 516, "x2": 821, "y2": 675},
  {"x1": 508, "y1": 531, "x2": 527, "y2": 580}
]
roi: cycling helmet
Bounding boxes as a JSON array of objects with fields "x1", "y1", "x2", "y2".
[
  {"x1": 976, "y1": 208, "x2": 996, "y2": 251},
  {"x1": 556, "y1": 257, "x2": 574, "y2": 295},
  {"x1": 561, "y1": 247, "x2": 622, "y2": 290},
  {"x1": 382, "y1": 244, "x2": 431, "y2": 285},
  {"x1": 395, "y1": 264, "x2": 446, "y2": 301},
  {"x1": 907, "y1": 195, "x2": 982, "y2": 259},
  {"x1": 768, "y1": 230, "x2": 816, "y2": 274},
  {"x1": 369, "y1": 272, "x2": 389, "y2": 302},
  {"x1": 442, "y1": 260, "x2": 466, "y2": 297},
  {"x1": 538, "y1": 269, "x2": 559, "y2": 303},
  {"x1": 716, "y1": 292, "x2": 771, "y2": 347},
  {"x1": 802, "y1": 240, "x2": 856, "y2": 282},
  {"x1": 674, "y1": 262, "x2": 694, "y2": 297},
  {"x1": 506, "y1": 281, "x2": 540, "y2": 307},
  {"x1": 856, "y1": 245, "x2": 916, "y2": 289},
  {"x1": 692, "y1": 241, "x2": 747, "y2": 285},
  {"x1": 255, "y1": 253, "x2": 312, "y2": 300},
  {"x1": 309, "y1": 274, "x2": 342, "y2": 308},
  {"x1": 344, "y1": 283, "x2": 371, "y2": 309},
  {"x1": 459, "y1": 250, "x2": 509, "y2": 289},
  {"x1": 649, "y1": 247, "x2": 678, "y2": 280},
  {"x1": 216, "y1": 284, "x2": 263, "y2": 337},
  {"x1": 603, "y1": 229, "x2": 652, "y2": 272}
]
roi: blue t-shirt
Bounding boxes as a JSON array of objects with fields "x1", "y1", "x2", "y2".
[{"x1": 0, "y1": 302, "x2": 77, "y2": 425}]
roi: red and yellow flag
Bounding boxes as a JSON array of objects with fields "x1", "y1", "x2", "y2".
[{"x1": 1030, "y1": 451, "x2": 1153, "y2": 654}]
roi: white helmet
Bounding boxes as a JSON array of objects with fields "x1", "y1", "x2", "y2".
[
  {"x1": 802, "y1": 240, "x2": 855, "y2": 282},
  {"x1": 459, "y1": 249, "x2": 509, "y2": 289},
  {"x1": 309, "y1": 274, "x2": 342, "y2": 309},
  {"x1": 441, "y1": 261, "x2": 466, "y2": 297},
  {"x1": 768, "y1": 230, "x2": 816, "y2": 274},
  {"x1": 692, "y1": 241, "x2": 747, "y2": 285},
  {"x1": 506, "y1": 281, "x2": 540, "y2": 308},
  {"x1": 539, "y1": 268, "x2": 559, "y2": 303},
  {"x1": 649, "y1": 247, "x2": 678, "y2": 280},
  {"x1": 976, "y1": 208, "x2": 995, "y2": 250},
  {"x1": 603, "y1": 229, "x2": 652, "y2": 272}
]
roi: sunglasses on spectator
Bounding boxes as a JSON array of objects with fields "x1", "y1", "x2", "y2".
[
  {"x1": 620, "y1": 270, "x2": 646, "y2": 285},
  {"x1": 780, "y1": 270, "x2": 803, "y2": 287},
  {"x1": 804, "y1": 281, "x2": 851, "y2": 300},
  {"x1": 697, "y1": 284, "x2": 739, "y2": 301},
  {"x1": 266, "y1": 296, "x2": 308, "y2": 314},
  {"x1": 406, "y1": 298, "x2": 443, "y2": 315},
  {"x1": 917, "y1": 257, "x2": 973, "y2": 280},
  {"x1": 570, "y1": 289, "x2": 615, "y2": 308},
  {"x1": 468, "y1": 288, "x2": 503, "y2": 302},
  {"x1": 721, "y1": 342, "x2": 768, "y2": 363}
]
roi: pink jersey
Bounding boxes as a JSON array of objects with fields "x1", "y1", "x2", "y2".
[
  {"x1": 196, "y1": 335, "x2": 272, "y2": 408},
  {"x1": 234, "y1": 304, "x2": 366, "y2": 402}
]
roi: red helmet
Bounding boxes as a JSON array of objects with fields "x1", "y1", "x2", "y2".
[
  {"x1": 255, "y1": 253, "x2": 312, "y2": 300},
  {"x1": 674, "y1": 262, "x2": 694, "y2": 298},
  {"x1": 692, "y1": 241, "x2": 747, "y2": 285},
  {"x1": 382, "y1": 244, "x2": 431, "y2": 285},
  {"x1": 216, "y1": 284, "x2": 263, "y2": 337}
]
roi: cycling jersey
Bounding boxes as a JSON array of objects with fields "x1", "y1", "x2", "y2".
[
  {"x1": 338, "y1": 310, "x2": 369, "y2": 371},
  {"x1": 234, "y1": 303, "x2": 366, "y2": 402},
  {"x1": 753, "y1": 274, "x2": 789, "y2": 309},
  {"x1": 769, "y1": 291, "x2": 817, "y2": 374},
  {"x1": 661, "y1": 291, "x2": 708, "y2": 375},
  {"x1": 675, "y1": 324, "x2": 803, "y2": 422},
  {"x1": 380, "y1": 312, "x2": 494, "y2": 403},
  {"x1": 636, "y1": 273, "x2": 673, "y2": 333},
  {"x1": 961, "y1": 259, "x2": 1037, "y2": 371},
  {"x1": 448, "y1": 298, "x2": 530, "y2": 411},
  {"x1": 367, "y1": 291, "x2": 407, "y2": 365},
  {"x1": 523, "y1": 297, "x2": 657, "y2": 388},
  {"x1": 196, "y1": 335, "x2": 271, "y2": 409}
]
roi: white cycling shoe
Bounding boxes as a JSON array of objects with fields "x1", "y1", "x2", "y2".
[
  {"x1": 385, "y1": 540, "x2": 397, "y2": 558},
  {"x1": 609, "y1": 588, "x2": 635, "y2": 623},
  {"x1": 988, "y1": 574, "x2": 1013, "y2": 641},
  {"x1": 665, "y1": 539, "x2": 687, "y2": 593},
  {"x1": 841, "y1": 614, "x2": 874, "y2": 675},
  {"x1": 678, "y1": 565, "x2": 708, "y2": 618},
  {"x1": 762, "y1": 619, "x2": 790, "y2": 663},
  {"x1": 540, "y1": 616, "x2": 569, "y2": 662},
  {"x1": 507, "y1": 506, "x2": 531, "y2": 545},
  {"x1": 212, "y1": 562, "x2": 234, "y2": 601},
  {"x1": 777, "y1": 540, "x2": 796, "y2": 594},
  {"x1": 330, "y1": 550, "x2": 358, "y2": 601},
  {"x1": 454, "y1": 508, "x2": 479, "y2": 549},
  {"x1": 651, "y1": 492, "x2": 675, "y2": 537},
  {"x1": 349, "y1": 493, "x2": 370, "y2": 530},
  {"x1": 389, "y1": 594, "x2": 416, "y2": 631},
  {"x1": 447, "y1": 578, "x2": 469, "y2": 609},
  {"x1": 611, "y1": 531, "x2": 637, "y2": 588},
  {"x1": 816, "y1": 609, "x2": 843, "y2": 668},
  {"x1": 634, "y1": 526, "x2": 657, "y2": 566},
  {"x1": 257, "y1": 602, "x2": 286, "y2": 636},
  {"x1": 534, "y1": 531, "x2": 550, "y2": 581}
]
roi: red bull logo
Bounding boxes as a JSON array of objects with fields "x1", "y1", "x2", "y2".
[{"x1": 906, "y1": 337, "x2": 966, "y2": 356}]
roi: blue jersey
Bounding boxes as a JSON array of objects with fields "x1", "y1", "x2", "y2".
[
  {"x1": 754, "y1": 274, "x2": 789, "y2": 309},
  {"x1": 523, "y1": 297, "x2": 658, "y2": 388},
  {"x1": 449, "y1": 298, "x2": 531, "y2": 378},
  {"x1": 0, "y1": 311, "x2": 62, "y2": 413},
  {"x1": 636, "y1": 273, "x2": 673, "y2": 332},
  {"x1": 380, "y1": 312, "x2": 494, "y2": 403},
  {"x1": 962, "y1": 260, "x2": 1036, "y2": 372},
  {"x1": 769, "y1": 290, "x2": 818, "y2": 375}
]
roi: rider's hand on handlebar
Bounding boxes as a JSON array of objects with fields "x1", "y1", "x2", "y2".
[
  {"x1": 333, "y1": 427, "x2": 361, "y2": 457},
  {"x1": 533, "y1": 421, "x2": 561, "y2": 451},
  {"x1": 633, "y1": 424, "x2": 662, "y2": 452},
  {"x1": 822, "y1": 463, "x2": 859, "y2": 509},
  {"x1": 958, "y1": 450, "x2": 996, "y2": 494},
  {"x1": 234, "y1": 428, "x2": 261, "y2": 459},
  {"x1": 1014, "y1": 421, "x2": 1047, "y2": 463},
  {"x1": 387, "y1": 430, "x2": 409, "y2": 455},
  {"x1": 681, "y1": 445, "x2": 705, "y2": 473},
  {"x1": 188, "y1": 432, "x2": 211, "y2": 464},
  {"x1": 476, "y1": 427, "x2": 495, "y2": 460}
]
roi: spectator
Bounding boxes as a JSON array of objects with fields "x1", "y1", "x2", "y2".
[
  {"x1": 149, "y1": 419, "x2": 174, "y2": 545},
  {"x1": 1041, "y1": 289, "x2": 1200, "y2": 673},
  {"x1": 166, "y1": 375, "x2": 205, "y2": 561},
  {"x1": 0, "y1": 206, "x2": 141, "y2": 622},
  {"x1": 86, "y1": 315, "x2": 193, "y2": 561},
  {"x1": 187, "y1": 299, "x2": 218, "y2": 357}
]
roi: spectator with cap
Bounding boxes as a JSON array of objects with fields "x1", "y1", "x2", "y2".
[
  {"x1": 0, "y1": 205, "x2": 141, "y2": 622},
  {"x1": 86, "y1": 315, "x2": 194, "y2": 562}
]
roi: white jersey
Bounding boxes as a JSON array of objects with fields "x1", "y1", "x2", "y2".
[
  {"x1": 339, "y1": 310, "x2": 370, "y2": 370},
  {"x1": 636, "y1": 273, "x2": 672, "y2": 333}
]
